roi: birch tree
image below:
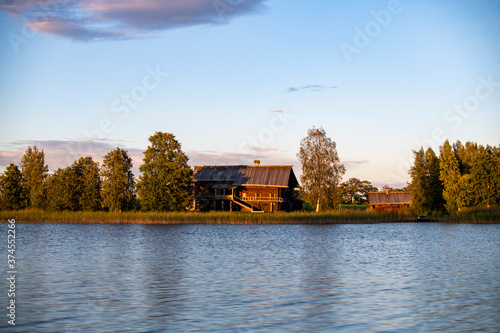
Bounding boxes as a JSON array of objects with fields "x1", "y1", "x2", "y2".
[{"x1": 297, "y1": 127, "x2": 345, "y2": 212}]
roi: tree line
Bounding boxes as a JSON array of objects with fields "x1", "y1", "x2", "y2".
[
  {"x1": 2, "y1": 127, "x2": 497, "y2": 215},
  {"x1": 0, "y1": 132, "x2": 192, "y2": 212},
  {"x1": 409, "y1": 140, "x2": 500, "y2": 215}
]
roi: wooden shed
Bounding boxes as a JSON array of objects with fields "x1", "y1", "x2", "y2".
[
  {"x1": 368, "y1": 191, "x2": 411, "y2": 212},
  {"x1": 191, "y1": 163, "x2": 302, "y2": 212}
]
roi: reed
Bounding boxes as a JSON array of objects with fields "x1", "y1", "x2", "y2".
[
  {"x1": 437, "y1": 207, "x2": 500, "y2": 224},
  {"x1": 0, "y1": 208, "x2": 431, "y2": 224}
]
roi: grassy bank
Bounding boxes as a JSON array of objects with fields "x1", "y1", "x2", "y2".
[
  {"x1": 1, "y1": 208, "x2": 498, "y2": 224},
  {"x1": 0, "y1": 209, "x2": 416, "y2": 224},
  {"x1": 436, "y1": 207, "x2": 500, "y2": 223}
]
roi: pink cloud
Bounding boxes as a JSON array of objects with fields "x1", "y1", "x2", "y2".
[{"x1": 0, "y1": 0, "x2": 267, "y2": 41}]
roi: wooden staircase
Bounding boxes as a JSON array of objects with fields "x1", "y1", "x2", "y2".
[{"x1": 231, "y1": 196, "x2": 262, "y2": 212}]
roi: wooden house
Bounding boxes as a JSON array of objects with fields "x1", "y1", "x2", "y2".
[
  {"x1": 368, "y1": 191, "x2": 411, "y2": 212},
  {"x1": 191, "y1": 162, "x2": 302, "y2": 212}
]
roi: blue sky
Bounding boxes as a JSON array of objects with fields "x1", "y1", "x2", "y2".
[{"x1": 1, "y1": 0, "x2": 499, "y2": 188}]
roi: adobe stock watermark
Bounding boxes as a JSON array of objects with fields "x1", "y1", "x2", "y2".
[
  {"x1": 213, "y1": 0, "x2": 244, "y2": 21},
  {"x1": 442, "y1": 75, "x2": 499, "y2": 130},
  {"x1": 6, "y1": 0, "x2": 66, "y2": 54},
  {"x1": 237, "y1": 111, "x2": 295, "y2": 154},
  {"x1": 65, "y1": 65, "x2": 167, "y2": 165},
  {"x1": 339, "y1": 0, "x2": 404, "y2": 64},
  {"x1": 384, "y1": 74, "x2": 499, "y2": 185}
]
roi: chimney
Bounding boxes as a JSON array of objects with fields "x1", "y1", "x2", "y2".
[{"x1": 254, "y1": 160, "x2": 260, "y2": 166}]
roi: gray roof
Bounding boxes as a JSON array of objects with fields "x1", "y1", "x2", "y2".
[
  {"x1": 192, "y1": 165, "x2": 299, "y2": 188},
  {"x1": 368, "y1": 192, "x2": 411, "y2": 205}
]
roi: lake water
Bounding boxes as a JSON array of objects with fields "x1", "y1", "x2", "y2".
[{"x1": 1, "y1": 223, "x2": 499, "y2": 332}]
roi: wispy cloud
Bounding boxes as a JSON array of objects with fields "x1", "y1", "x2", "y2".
[
  {"x1": 0, "y1": 140, "x2": 300, "y2": 176},
  {"x1": 285, "y1": 84, "x2": 338, "y2": 93},
  {"x1": 342, "y1": 159, "x2": 369, "y2": 165},
  {"x1": 0, "y1": 139, "x2": 143, "y2": 175},
  {"x1": 187, "y1": 150, "x2": 263, "y2": 166},
  {"x1": 188, "y1": 149, "x2": 298, "y2": 167},
  {"x1": 0, "y1": 0, "x2": 267, "y2": 42}
]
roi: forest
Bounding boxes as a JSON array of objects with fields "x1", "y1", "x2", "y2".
[{"x1": 408, "y1": 140, "x2": 500, "y2": 215}]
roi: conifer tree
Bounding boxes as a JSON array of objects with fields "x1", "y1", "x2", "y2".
[
  {"x1": 20, "y1": 146, "x2": 48, "y2": 208},
  {"x1": 409, "y1": 147, "x2": 444, "y2": 214},
  {"x1": 0, "y1": 163, "x2": 27, "y2": 210},
  {"x1": 439, "y1": 140, "x2": 462, "y2": 213}
]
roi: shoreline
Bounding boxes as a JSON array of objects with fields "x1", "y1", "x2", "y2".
[{"x1": 1, "y1": 209, "x2": 499, "y2": 224}]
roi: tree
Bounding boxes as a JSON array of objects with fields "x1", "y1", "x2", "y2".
[
  {"x1": 409, "y1": 147, "x2": 444, "y2": 214},
  {"x1": 137, "y1": 132, "x2": 193, "y2": 211},
  {"x1": 20, "y1": 146, "x2": 48, "y2": 208},
  {"x1": 439, "y1": 140, "x2": 500, "y2": 213},
  {"x1": 439, "y1": 140, "x2": 462, "y2": 213},
  {"x1": 0, "y1": 163, "x2": 27, "y2": 210},
  {"x1": 342, "y1": 178, "x2": 378, "y2": 203},
  {"x1": 46, "y1": 157, "x2": 102, "y2": 211},
  {"x1": 468, "y1": 145, "x2": 500, "y2": 208},
  {"x1": 46, "y1": 168, "x2": 71, "y2": 211},
  {"x1": 297, "y1": 127, "x2": 346, "y2": 212},
  {"x1": 74, "y1": 157, "x2": 102, "y2": 211},
  {"x1": 341, "y1": 178, "x2": 362, "y2": 203},
  {"x1": 359, "y1": 180, "x2": 378, "y2": 202},
  {"x1": 101, "y1": 147, "x2": 136, "y2": 212}
]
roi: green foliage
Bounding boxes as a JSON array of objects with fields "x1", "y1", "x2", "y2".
[
  {"x1": 46, "y1": 157, "x2": 102, "y2": 211},
  {"x1": 297, "y1": 127, "x2": 346, "y2": 212},
  {"x1": 341, "y1": 178, "x2": 378, "y2": 203},
  {"x1": 101, "y1": 147, "x2": 135, "y2": 212},
  {"x1": 20, "y1": 146, "x2": 48, "y2": 208},
  {"x1": 409, "y1": 147, "x2": 445, "y2": 215},
  {"x1": 76, "y1": 157, "x2": 102, "y2": 211},
  {"x1": 137, "y1": 132, "x2": 193, "y2": 211},
  {"x1": 46, "y1": 168, "x2": 72, "y2": 211},
  {"x1": 439, "y1": 140, "x2": 462, "y2": 213},
  {"x1": 0, "y1": 163, "x2": 27, "y2": 210},
  {"x1": 439, "y1": 140, "x2": 500, "y2": 213}
]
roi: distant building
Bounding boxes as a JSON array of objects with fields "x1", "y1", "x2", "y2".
[
  {"x1": 191, "y1": 161, "x2": 302, "y2": 212},
  {"x1": 368, "y1": 191, "x2": 411, "y2": 212}
]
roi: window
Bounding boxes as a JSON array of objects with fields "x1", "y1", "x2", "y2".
[{"x1": 270, "y1": 193, "x2": 275, "y2": 198}]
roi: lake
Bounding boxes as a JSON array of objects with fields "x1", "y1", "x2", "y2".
[{"x1": 1, "y1": 223, "x2": 499, "y2": 332}]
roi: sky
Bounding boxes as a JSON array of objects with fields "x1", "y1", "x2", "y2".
[{"x1": 0, "y1": 0, "x2": 499, "y2": 189}]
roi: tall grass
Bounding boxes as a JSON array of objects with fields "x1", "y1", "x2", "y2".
[
  {"x1": 437, "y1": 207, "x2": 500, "y2": 224},
  {"x1": 0, "y1": 208, "x2": 426, "y2": 224}
]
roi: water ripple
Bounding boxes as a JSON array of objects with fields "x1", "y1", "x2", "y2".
[{"x1": 0, "y1": 223, "x2": 499, "y2": 332}]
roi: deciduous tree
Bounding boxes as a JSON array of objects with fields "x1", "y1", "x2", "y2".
[
  {"x1": 101, "y1": 147, "x2": 135, "y2": 212},
  {"x1": 297, "y1": 127, "x2": 346, "y2": 212},
  {"x1": 46, "y1": 157, "x2": 102, "y2": 211},
  {"x1": 75, "y1": 156, "x2": 102, "y2": 211},
  {"x1": 137, "y1": 132, "x2": 192, "y2": 211},
  {"x1": 341, "y1": 178, "x2": 377, "y2": 203}
]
